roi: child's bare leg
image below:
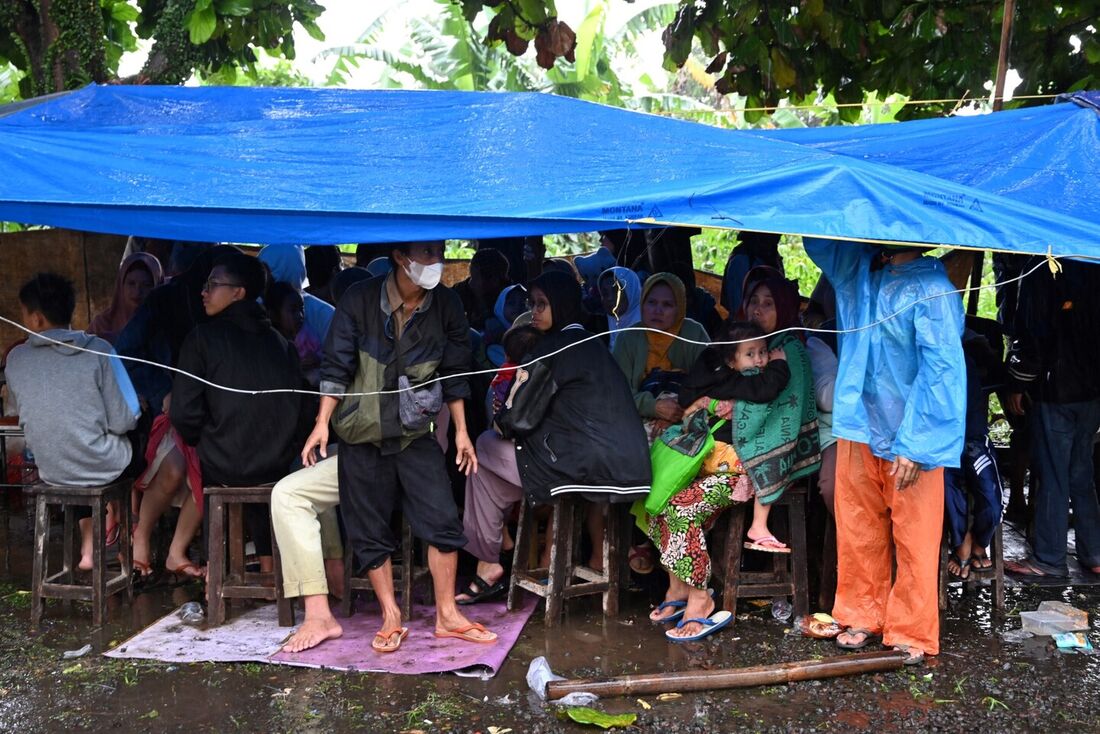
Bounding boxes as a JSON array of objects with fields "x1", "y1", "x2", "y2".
[
  {"x1": 747, "y1": 496, "x2": 787, "y2": 550},
  {"x1": 78, "y1": 518, "x2": 94, "y2": 571}
]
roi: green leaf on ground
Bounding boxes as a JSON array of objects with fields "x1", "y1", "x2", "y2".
[{"x1": 559, "y1": 707, "x2": 637, "y2": 729}]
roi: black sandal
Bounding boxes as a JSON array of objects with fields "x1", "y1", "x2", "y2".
[
  {"x1": 456, "y1": 575, "x2": 505, "y2": 605},
  {"x1": 948, "y1": 552, "x2": 972, "y2": 580}
]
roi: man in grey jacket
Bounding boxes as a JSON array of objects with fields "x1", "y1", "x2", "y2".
[{"x1": 5, "y1": 273, "x2": 142, "y2": 571}]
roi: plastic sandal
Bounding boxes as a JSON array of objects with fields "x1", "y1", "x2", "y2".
[
  {"x1": 649, "y1": 600, "x2": 687, "y2": 624},
  {"x1": 665, "y1": 610, "x2": 732, "y2": 643}
]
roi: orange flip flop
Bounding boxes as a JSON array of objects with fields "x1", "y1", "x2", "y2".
[
  {"x1": 434, "y1": 622, "x2": 498, "y2": 644},
  {"x1": 371, "y1": 627, "x2": 409, "y2": 653}
]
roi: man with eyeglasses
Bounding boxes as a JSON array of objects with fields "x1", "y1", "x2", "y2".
[
  {"x1": 277, "y1": 240, "x2": 494, "y2": 655},
  {"x1": 169, "y1": 252, "x2": 305, "y2": 576}
]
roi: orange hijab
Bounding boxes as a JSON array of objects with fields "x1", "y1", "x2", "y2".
[{"x1": 642, "y1": 272, "x2": 687, "y2": 373}]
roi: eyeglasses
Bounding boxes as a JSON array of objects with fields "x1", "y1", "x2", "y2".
[
  {"x1": 203, "y1": 279, "x2": 242, "y2": 292},
  {"x1": 527, "y1": 299, "x2": 550, "y2": 313}
]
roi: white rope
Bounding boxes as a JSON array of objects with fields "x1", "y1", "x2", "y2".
[{"x1": 0, "y1": 255, "x2": 1053, "y2": 398}]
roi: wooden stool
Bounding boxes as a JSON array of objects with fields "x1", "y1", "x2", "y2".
[
  {"x1": 507, "y1": 496, "x2": 624, "y2": 627},
  {"x1": 30, "y1": 480, "x2": 132, "y2": 631},
  {"x1": 341, "y1": 518, "x2": 431, "y2": 619},
  {"x1": 715, "y1": 484, "x2": 809, "y2": 620},
  {"x1": 938, "y1": 522, "x2": 1005, "y2": 611},
  {"x1": 818, "y1": 512, "x2": 837, "y2": 612},
  {"x1": 206, "y1": 485, "x2": 294, "y2": 627}
]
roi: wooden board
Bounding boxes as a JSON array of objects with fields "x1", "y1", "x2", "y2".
[{"x1": 0, "y1": 230, "x2": 127, "y2": 353}]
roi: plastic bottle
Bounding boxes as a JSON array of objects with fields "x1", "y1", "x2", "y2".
[
  {"x1": 178, "y1": 601, "x2": 205, "y2": 625},
  {"x1": 771, "y1": 597, "x2": 793, "y2": 621}
]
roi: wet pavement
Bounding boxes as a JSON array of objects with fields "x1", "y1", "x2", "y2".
[{"x1": 1, "y1": 516, "x2": 1098, "y2": 733}]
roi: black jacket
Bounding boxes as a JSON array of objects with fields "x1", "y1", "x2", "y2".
[
  {"x1": 320, "y1": 275, "x2": 471, "y2": 451},
  {"x1": 171, "y1": 300, "x2": 304, "y2": 486},
  {"x1": 1007, "y1": 258, "x2": 1100, "y2": 404},
  {"x1": 678, "y1": 347, "x2": 791, "y2": 407},
  {"x1": 495, "y1": 325, "x2": 651, "y2": 504}
]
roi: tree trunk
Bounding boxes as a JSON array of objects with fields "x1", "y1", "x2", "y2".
[{"x1": 5, "y1": 0, "x2": 108, "y2": 96}]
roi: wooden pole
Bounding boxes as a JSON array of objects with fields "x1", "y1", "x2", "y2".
[
  {"x1": 545, "y1": 650, "x2": 907, "y2": 700},
  {"x1": 992, "y1": 0, "x2": 1016, "y2": 113},
  {"x1": 969, "y1": 0, "x2": 1017, "y2": 315}
]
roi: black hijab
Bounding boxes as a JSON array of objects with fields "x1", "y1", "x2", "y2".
[{"x1": 530, "y1": 270, "x2": 585, "y2": 333}]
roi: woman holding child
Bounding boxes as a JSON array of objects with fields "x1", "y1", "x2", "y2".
[
  {"x1": 613, "y1": 273, "x2": 709, "y2": 574},
  {"x1": 647, "y1": 266, "x2": 820, "y2": 641}
]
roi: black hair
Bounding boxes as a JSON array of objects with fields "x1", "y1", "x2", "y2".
[
  {"x1": 19, "y1": 272, "x2": 76, "y2": 327},
  {"x1": 331, "y1": 267, "x2": 372, "y2": 305},
  {"x1": 265, "y1": 280, "x2": 303, "y2": 315},
  {"x1": 213, "y1": 252, "x2": 267, "y2": 301},
  {"x1": 529, "y1": 270, "x2": 585, "y2": 332},
  {"x1": 386, "y1": 240, "x2": 446, "y2": 268},
  {"x1": 666, "y1": 260, "x2": 697, "y2": 292},
  {"x1": 355, "y1": 243, "x2": 390, "y2": 268},
  {"x1": 542, "y1": 257, "x2": 580, "y2": 282},
  {"x1": 717, "y1": 320, "x2": 767, "y2": 362},
  {"x1": 470, "y1": 247, "x2": 510, "y2": 280},
  {"x1": 502, "y1": 324, "x2": 542, "y2": 363},
  {"x1": 167, "y1": 241, "x2": 214, "y2": 276},
  {"x1": 305, "y1": 246, "x2": 342, "y2": 289}
]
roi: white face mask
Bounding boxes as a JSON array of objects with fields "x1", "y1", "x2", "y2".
[{"x1": 403, "y1": 260, "x2": 443, "y2": 290}]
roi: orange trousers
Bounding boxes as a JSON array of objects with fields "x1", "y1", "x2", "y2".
[{"x1": 831, "y1": 439, "x2": 944, "y2": 655}]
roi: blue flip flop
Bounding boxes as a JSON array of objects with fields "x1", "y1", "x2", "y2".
[
  {"x1": 650, "y1": 600, "x2": 687, "y2": 624},
  {"x1": 650, "y1": 589, "x2": 715, "y2": 625},
  {"x1": 665, "y1": 610, "x2": 733, "y2": 643}
]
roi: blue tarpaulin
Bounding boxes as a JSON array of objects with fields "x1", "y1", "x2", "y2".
[{"x1": 0, "y1": 85, "x2": 1097, "y2": 255}]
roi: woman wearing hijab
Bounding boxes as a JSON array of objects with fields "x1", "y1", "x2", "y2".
[
  {"x1": 90, "y1": 253, "x2": 164, "y2": 345},
  {"x1": 613, "y1": 273, "x2": 710, "y2": 574},
  {"x1": 598, "y1": 266, "x2": 642, "y2": 350},
  {"x1": 646, "y1": 266, "x2": 820, "y2": 640},
  {"x1": 729, "y1": 266, "x2": 821, "y2": 550},
  {"x1": 613, "y1": 273, "x2": 710, "y2": 442},
  {"x1": 456, "y1": 271, "x2": 651, "y2": 603}
]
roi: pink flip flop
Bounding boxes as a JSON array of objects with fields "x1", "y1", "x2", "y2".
[{"x1": 744, "y1": 535, "x2": 791, "y2": 554}]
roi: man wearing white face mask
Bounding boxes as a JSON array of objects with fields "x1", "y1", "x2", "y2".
[{"x1": 289, "y1": 240, "x2": 495, "y2": 654}]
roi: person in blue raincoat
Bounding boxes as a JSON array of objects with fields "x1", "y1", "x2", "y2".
[{"x1": 805, "y1": 238, "x2": 965, "y2": 666}]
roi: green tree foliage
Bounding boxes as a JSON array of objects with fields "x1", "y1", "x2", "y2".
[
  {"x1": 0, "y1": 0, "x2": 325, "y2": 99},
  {"x1": 325, "y1": 0, "x2": 675, "y2": 105},
  {"x1": 456, "y1": 1, "x2": 1100, "y2": 120}
]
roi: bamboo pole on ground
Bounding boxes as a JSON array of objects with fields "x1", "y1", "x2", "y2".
[{"x1": 545, "y1": 650, "x2": 907, "y2": 700}]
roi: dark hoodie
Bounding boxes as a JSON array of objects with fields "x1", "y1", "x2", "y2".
[
  {"x1": 116, "y1": 244, "x2": 240, "y2": 410},
  {"x1": 170, "y1": 300, "x2": 304, "y2": 486},
  {"x1": 495, "y1": 271, "x2": 651, "y2": 502}
]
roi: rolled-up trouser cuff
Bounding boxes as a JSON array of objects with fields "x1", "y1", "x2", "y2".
[{"x1": 283, "y1": 577, "x2": 329, "y2": 599}]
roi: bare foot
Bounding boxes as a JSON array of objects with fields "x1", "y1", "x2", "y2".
[
  {"x1": 665, "y1": 592, "x2": 715, "y2": 640},
  {"x1": 166, "y1": 556, "x2": 206, "y2": 579},
  {"x1": 649, "y1": 596, "x2": 687, "y2": 622},
  {"x1": 455, "y1": 561, "x2": 505, "y2": 603},
  {"x1": 282, "y1": 616, "x2": 343, "y2": 653},
  {"x1": 78, "y1": 556, "x2": 94, "y2": 572}
]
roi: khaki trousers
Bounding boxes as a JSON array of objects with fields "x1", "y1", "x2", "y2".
[{"x1": 270, "y1": 456, "x2": 343, "y2": 598}]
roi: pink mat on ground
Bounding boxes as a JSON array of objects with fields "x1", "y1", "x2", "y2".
[
  {"x1": 272, "y1": 595, "x2": 538, "y2": 675},
  {"x1": 106, "y1": 594, "x2": 538, "y2": 677}
]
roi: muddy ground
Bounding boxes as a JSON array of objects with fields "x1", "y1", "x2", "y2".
[{"x1": 1, "y1": 517, "x2": 1098, "y2": 734}]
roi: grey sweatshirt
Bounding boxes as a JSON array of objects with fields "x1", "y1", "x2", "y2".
[{"x1": 5, "y1": 329, "x2": 141, "y2": 486}]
